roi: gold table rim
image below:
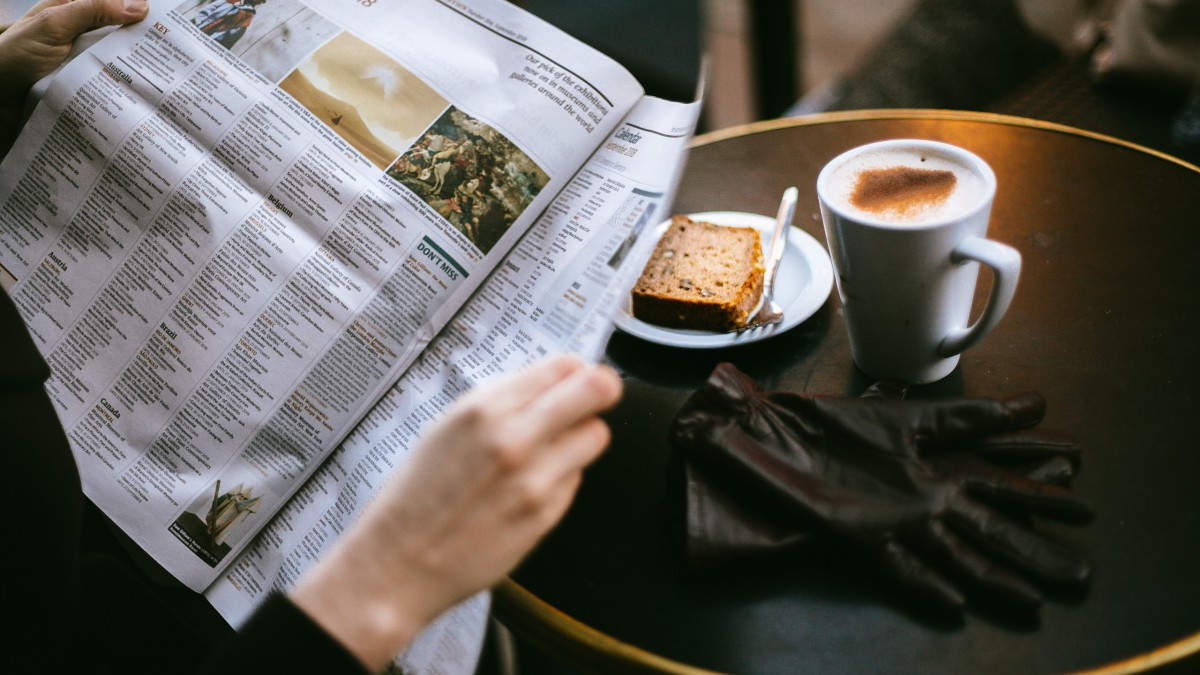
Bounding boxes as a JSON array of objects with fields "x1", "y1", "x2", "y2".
[{"x1": 692, "y1": 108, "x2": 1200, "y2": 175}]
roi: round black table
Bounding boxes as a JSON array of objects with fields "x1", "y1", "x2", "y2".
[{"x1": 496, "y1": 111, "x2": 1200, "y2": 674}]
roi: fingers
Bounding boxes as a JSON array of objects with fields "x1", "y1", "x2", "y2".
[
  {"x1": 910, "y1": 393, "x2": 1047, "y2": 448},
  {"x1": 534, "y1": 470, "x2": 584, "y2": 529},
  {"x1": 450, "y1": 356, "x2": 619, "y2": 489},
  {"x1": 532, "y1": 416, "x2": 611, "y2": 485},
  {"x1": 996, "y1": 393, "x2": 1047, "y2": 428},
  {"x1": 876, "y1": 539, "x2": 965, "y2": 617},
  {"x1": 945, "y1": 456, "x2": 1095, "y2": 524},
  {"x1": 463, "y1": 353, "x2": 587, "y2": 412},
  {"x1": 958, "y1": 428, "x2": 1082, "y2": 468},
  {"x1": 481, "y1": 419, "x2": 609, "y2": 566},
  {"x1": 480, "y1": 363, "x2": 621, "y2": 551},
  {"x1": 928, "y1": 452, "x2": 1094, "y2": 524},
  {"x1": 22, "y1": 0, "x2": 147, "y2": 38},
  {"x1": 968, "y1": 478, "x2": 1095, "y2": 525},
  {"x1": 513, "y1": 358, "x2": 622, "y2": 442},
  {"x1": 946, "y1": 498, "x2": 1091, "y2": 588},
  {"x1": 21, "y1": 0, "x2": 73, "y2": 18},
  {"x1": 912, "y1": 520, "x2": 1042, "y2": 612}
]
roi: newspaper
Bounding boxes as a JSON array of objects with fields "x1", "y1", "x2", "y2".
[{"x1": 0, "y1": 0, "x2": 700, "y2": 671}]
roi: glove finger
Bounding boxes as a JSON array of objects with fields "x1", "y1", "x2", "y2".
[
  {"x1": 877, "y1": 539, "x2": 965, "y2": 617},
  {"x1": 996, "y1": 393, "x2": 1047, "y2": 428},
  {"x1": 911, "y1": 393, "x2": 1047, "y2": 449},
  {"x1": 957, "y1": 428, "x2": 1082, "y2": 469},
  {"x1": 968, "y1": 461, "x2": 1092, "y2": 525},
  {"x1": 911, "y1": 520, "x2": 1042, "y2": 612},
  {"x1": 945, "y1": 453, "x2": 1080, "y2": 488},
  {"x1": 825, "y1": 389, "x2": 1041, "y2": 451},
  {"x1": 946, "y1": 497, "x2": 1091, "y2": 588},
  {"x1": 929, "y1": 453, "x2": 1094, "y2": 524}
]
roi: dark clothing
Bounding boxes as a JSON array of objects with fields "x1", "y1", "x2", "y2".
[{"x1": 0, "y1": 289, "x2": 366, "y2": 674}]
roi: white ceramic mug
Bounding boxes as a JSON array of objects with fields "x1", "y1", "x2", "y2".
[{"x1": 816, "y1": 139, "x2": 1020, "y2": 384}]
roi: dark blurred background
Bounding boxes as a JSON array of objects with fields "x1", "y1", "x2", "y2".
[
  {"x1": 520, "y1": 0, "x2": 1200, "y2": 163},
  {"x1": 6, "y1": 0, "x2": 1193, "y2": 159}
]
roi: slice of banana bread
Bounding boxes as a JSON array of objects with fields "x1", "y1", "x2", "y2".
[{"x1": 631, "y1": 215, "x2": 765, "y2": 332}]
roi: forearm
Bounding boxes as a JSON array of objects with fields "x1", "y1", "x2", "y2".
[{"x1": 290, "y1": 536, "x2": 431, "y2": 673}]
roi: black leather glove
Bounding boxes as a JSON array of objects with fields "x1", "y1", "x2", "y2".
[{"x1": 672, "y1": 363, "x2": 1094, "y2": 616}]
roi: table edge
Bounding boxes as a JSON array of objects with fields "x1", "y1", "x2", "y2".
[
  {"x1": 692, "y1": 109, "x2": 1200, "y2": 175},
  {"x1": 496, "y1": 576, "x2": 1200, "y2": 675},
  {"x1": 494, "y1": 578, "x2": 723, "y2": 675},
  {"x1": 500, "y1": 110, "x2": 1200, "y2": 674}
]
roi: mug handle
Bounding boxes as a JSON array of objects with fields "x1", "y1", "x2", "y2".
[{"x1": 937, "y1": 236, "x2": 1022, "y2": 357}]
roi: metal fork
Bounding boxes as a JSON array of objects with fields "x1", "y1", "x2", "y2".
[{"x1": 736, "y1": 186, "x2": 797, "y2": 332}]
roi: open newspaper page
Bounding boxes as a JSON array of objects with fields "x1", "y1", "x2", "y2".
[
  {"x1": 0, "y1": 0, "x2": 644, "y2": 590},
  {"x1": 205, "y1": 94, "x2": 702, "y2": 675}
]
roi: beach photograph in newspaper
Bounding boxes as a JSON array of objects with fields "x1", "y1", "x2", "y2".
[{"x1": 279, "y1": 30, "x2": 450, "y2": 170}]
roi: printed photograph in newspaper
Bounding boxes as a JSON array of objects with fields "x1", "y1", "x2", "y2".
[
  {"x1": 388, "y1": 108, "x2": 550, "y2": 253},
  {"x1": 176, "y1": 0, "x2": 340, "y2": 82}
]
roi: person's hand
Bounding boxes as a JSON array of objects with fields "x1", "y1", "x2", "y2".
[
  {"x1": 672, "y1": 362, "x2": 1093, "y2": 618},
  {"x1": 0, "y1": 0, "x2": 148, "y2": 95},
  {"x1": 1, "y1": 0, "x2": 148, "y2": 153},
  {"x1": 291, "y1": 355, "x2": 622, "y2": 671}
]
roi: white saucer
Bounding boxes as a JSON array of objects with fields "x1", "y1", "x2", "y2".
[{"x1": 614, "y1": 211, "x2": 834, "y2": 348}]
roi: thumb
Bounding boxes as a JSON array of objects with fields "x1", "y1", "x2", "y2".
[{"x1": 37, "y1": 0, "x2": 149, "y2": 41}]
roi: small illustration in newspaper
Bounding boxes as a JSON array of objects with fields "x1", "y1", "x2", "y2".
[
  {"x1": 279, "y1": 31, "x2": 449, "y2": 170},
  {"x1": 175, "y1": 0, "x2": 340, "y2": 82},
  {"x1": 169, "y1": 477, "x2": 265, "y2": 567},
  {"x1": 608, "y1": 200, "x2": 658, "y2": 269},
  {"x1": 387, "y1": 108, "x2": 550, "y2": 254},
  {"x1": 183, "y1": 0, "x2": 269, "y2": 49}
]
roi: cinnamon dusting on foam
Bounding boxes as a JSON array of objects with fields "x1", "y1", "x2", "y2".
[{"x1": 850, "y1": 165, "x2": 957, "y2": 220}]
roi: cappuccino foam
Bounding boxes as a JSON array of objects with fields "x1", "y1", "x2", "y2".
[{"x1": 827, "y1": 148, "x2": 986, "y2": 224}]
